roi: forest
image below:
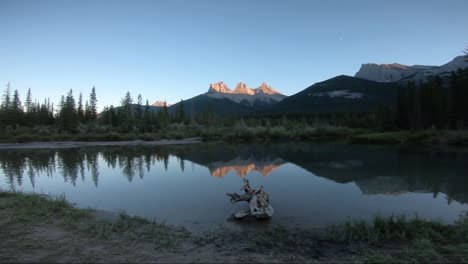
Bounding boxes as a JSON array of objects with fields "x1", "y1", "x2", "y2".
[{"x1": 0, "y1": 69, "x2": 467, "y2": 143}]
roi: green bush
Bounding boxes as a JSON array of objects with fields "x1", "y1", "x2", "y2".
[
  {"x1": 351, "y1": 132, "x2": 407, "y2": 145},
  {"x1": 13, "y1": 133, "x2": 37, "y2": 143}
]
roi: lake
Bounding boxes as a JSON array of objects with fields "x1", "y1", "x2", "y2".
[{"x1": 1, "y1": 142, "x2": 467, "y2": 231}]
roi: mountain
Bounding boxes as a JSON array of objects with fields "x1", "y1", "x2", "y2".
[
  {"x1": 269, "y1": 75, "x2": 401, "y2": 113},
  {"x1": 355, "y1": 63, "x2": 433, "y2": 82},
  {"x1": 206, "y1": 81, "x2": 286, "y2": 105},
  {"x1": 208, "y1": 157, "x2": 285, "y2": 178},
  {"x1": 169, "y1": 94, "x2": 253, "y2": 117},
  {"x1": 169, "y1": 82, "x2": 286, "y2": 117},
  {"x1": 152, "y1": 101, "x2": 172, "y2": 107},
  {"x1": 162, "y1": 142, "x2": 468, "y2": 204},
  {"x1": 355, "y1": 55, "x2": 468, "y2": 82}
]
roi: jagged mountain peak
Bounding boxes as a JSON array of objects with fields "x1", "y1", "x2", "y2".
[
  {"x1": 152, "y1": 101, "x2": 172, "y2": 107},
  {"x1": 208, "y1": 82, "x2": 232, "y2": 93},
  {"x1": 234, "y1": 82, "x2": 254, "y2": 95},
  {"x1": 207, "y1": 82, "x2": 284, "y2": 96},
  {"x1": 255, "y1": 82, "x2": 281, "y2": 94},
  {"x1": 205, "y1": 81, "x2": 286, "y2": 105}
]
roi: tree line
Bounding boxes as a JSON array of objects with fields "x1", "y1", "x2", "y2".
[
  {"x1": 1, "y1": 67, "x2": 467, "y2": 135},
  {"x1": 396, "y1": 69, "x2": 468, "y2": 130},
  {"x1": 0, "y1": 84, "x2": 190, "y2": 134},
  {"x1": 0, "y1": 84, "x2": 98, "y2": 133}
]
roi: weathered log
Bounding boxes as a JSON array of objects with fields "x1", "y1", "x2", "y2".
[{"x1": 226, "y1": 179, "x2": 274, "y2": 219}]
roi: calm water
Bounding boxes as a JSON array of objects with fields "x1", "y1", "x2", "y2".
[{"x1": 1, "y1": 142, "x2": 467, "y2": 231}]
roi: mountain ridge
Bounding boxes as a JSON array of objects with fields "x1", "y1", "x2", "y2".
[
  {"x1": 205, "y1": 81, "x2": 286, "y2": 105},
  {"x1": 355, "y1": 55, "x2": 468, "y2": 82}
]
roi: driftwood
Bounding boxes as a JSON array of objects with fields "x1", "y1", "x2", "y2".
[{"x1": 226, "y1": 179, "x2": 274, "y2": 219}]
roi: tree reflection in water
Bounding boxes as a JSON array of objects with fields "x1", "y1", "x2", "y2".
[{"x1": 0, "y1": 143, "x2": 468, "y2": 205}]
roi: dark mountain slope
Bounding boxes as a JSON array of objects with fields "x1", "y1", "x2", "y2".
[
  {"x1": 269, "y1": 75, "x2": 401, "y2": 113},
  {"x1": 169, "y1": 94, "x2": 253, "y2": 117}
]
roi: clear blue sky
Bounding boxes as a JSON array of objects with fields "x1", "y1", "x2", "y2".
[{"x1": 1, "y1": 0, "x2": 467, "y2": 110}]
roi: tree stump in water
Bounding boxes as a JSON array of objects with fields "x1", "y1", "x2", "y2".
[{"x1": 226, "y1": 178, "x2": 274, "y2": 219}]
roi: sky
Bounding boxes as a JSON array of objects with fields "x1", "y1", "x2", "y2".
[{"x1": 1, "y1": 0, "x2": 467, "y2": 111}]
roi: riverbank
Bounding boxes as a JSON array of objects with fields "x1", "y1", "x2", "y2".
[
  {"x1": 1, "y1": 191, "x2": 467, "y2": 263},
  {"x1": 1, "y1": 126, "x2": 468, "y2": 147},
  {"x1": 0, "y1": 137, "x2": 201, "y2": 149}
]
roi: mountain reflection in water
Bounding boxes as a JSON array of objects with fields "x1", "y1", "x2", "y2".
[{"x1": 1, "y1": 142, "x2": 467, "y2": 229}]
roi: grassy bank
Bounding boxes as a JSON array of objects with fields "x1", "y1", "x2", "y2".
[
  {"x1": 350, "y1": 130, "x2": 468, "y2": 146},
  {"x1": 0, "y1": 190, "x2": 190, "y2": 248},
  {"x1": 0, "y1": 124, "x2": 365, "y2": 143},
  {"x1": 326, "y1": 215, "x2": 468, "y2": 263},
  {"x1": 1, "y1": 190, "x2": 467, "y2": 263},
  {"x1": 2, "y1": 124, "x2": 468, "y2": 147}
]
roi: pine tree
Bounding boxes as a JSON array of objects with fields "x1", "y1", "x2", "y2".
[
  {"x1": 0, "y1": 83, "x2": 13, "y2": 127},
  {"x1": 89, "y1": 86, "x2": 98, "y2": 121},
  {"x1": 136, "y1": 94, "x2": 143, "y2": 120},
  {"x1": 25, "y1": 88, "x2": 32, "y2": 113},
  {"x1": 11, "y1": 89, "x2": 23, "y2": 126},
  {"x1": 159, "y1": 101, "x2": 169, "y2": 128},
  {"x1": 1, "y1": 82, "x2": 11, "y2": 112},
  {"x1": 120, "y1": 91, "x2": 134, "y2": 131},
  {"x1": 77, "y1": 92, "x2": 84, "y2": 122},
  {"x1": 84, "y1": 100, "x2": 91, "y2": 122},
  {"x1": 58, "y1": 90, "x2": 78, "y2": 132},
  {"x1": 176, "y1": 99, "x2": 185, "y2": 123},
  {"x1": 144, "y1": 100, "x2": 151, "y2": 132},
  {"x1": 109, "y1": 105, "x2": 119, "y2": 127}
]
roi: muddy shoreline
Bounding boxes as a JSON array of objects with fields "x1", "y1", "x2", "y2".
[
  {"x1": 1, "y1": 191, "x2": 467, "y2": 263},
  {"x1": 0, "y1": 191, "x2": 351, "y2": 263},
  {"x1": 0, "y1": 137, "x2": 202, "y2": 149}
]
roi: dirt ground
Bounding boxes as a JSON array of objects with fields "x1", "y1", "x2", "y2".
[{"x1": 0, "y1": 138, "x2": 202, "y2": 149}]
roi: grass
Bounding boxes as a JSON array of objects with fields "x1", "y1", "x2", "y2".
[
  {"x1": 0, "y1": 125, "x2": 363, "y2": 143},
  {"x1": 0, "y1": 190, "x2": 190, "y2": 250},
  {"x1": 350, "y1": 130, "x2": 468, "y2": 146},
  {"x1": 221, "y1": 125, "x2": 366, "y2": 142},
  {"x1": 326, "y1": 214, "x2": 468, "y2": 263},
  {"x1": 0, "y1": 190, "x2": 92, "y2": 224},
  {"x1": 2, "y1": 125, "x2": 468, "y2": 148},
  {"x1": 325, "y1": 215, "x2": 450, "y2": 243}
]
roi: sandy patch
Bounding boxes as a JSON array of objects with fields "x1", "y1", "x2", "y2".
[{"x1": 0, "y1": 138, "x2": 202, "y2": 149}]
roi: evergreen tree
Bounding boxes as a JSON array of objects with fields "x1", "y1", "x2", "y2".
[
  {"x1": 176, "y1": 99, "x2": 185, "y2": 122},
  {"x1": 109, "y1": 105, "x2": 119, "y2": 127},
  {"x1": 89, "y1": 86, "x2": 98, "y2": 121},
  {"x1": 136, "y1": 94, "x2": 143, "y2": 120},
  {"x1": 142, "y1": 99, "x2": 150, "y2": 132},
  {"x1": 25, "y1": 88, "x2": 32, "y2": 113},
  {"x1": 58, "y1": 90, "x2": 78, "y2": 132},
  {"x1": 202, "y1": 102, "x2": 215, "y2": 125},
  {"x1": 159, "y1": 101, "x2": 170, "y2": 128},
  {"x1": 120, "y1": 91, "x2": 134, "y2": 131},
  {"x1": 84, "y1": 100, "x2": 91, "y2": 122},
  {"x1": 77, "y1": 92, "x2": 84, "y2": 122},
  {"x1": 11, "y1": 89, "x2": 23, "y2": 126},
  {"x1": 1, "y1": 82, "x2": 11, "y2": 111}
]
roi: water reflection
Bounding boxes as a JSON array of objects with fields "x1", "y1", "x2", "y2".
[{"x1": 0, "y1": 143, "x2": 467, "y2": 207}]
